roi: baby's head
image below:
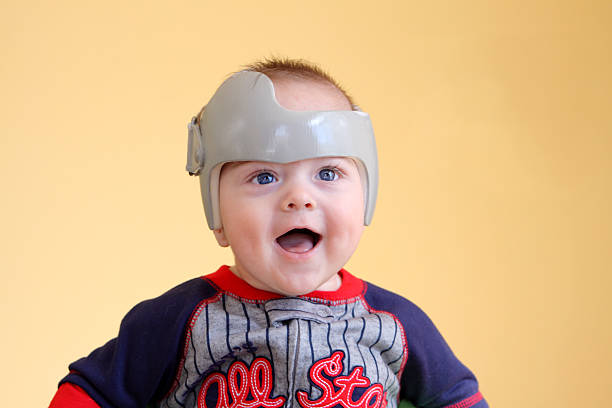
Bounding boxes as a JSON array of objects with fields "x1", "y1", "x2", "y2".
[{"x1": 187, "y1": 58, "x2": 378, "y2": 296}]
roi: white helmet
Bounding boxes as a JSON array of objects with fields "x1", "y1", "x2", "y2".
[{"x1": 186, "y1": 71, "x2": 378, "y2": 230}]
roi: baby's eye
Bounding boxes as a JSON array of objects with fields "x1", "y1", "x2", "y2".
[
  {"x1": 317, "y1": 168, "x2": 338, "y2": 182},
  {"x1": 253, "y1": 172, "x2": 277, "y2": 185}
]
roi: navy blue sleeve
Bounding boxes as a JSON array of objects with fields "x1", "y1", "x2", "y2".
[
  {"x1": 59, "y1": 277, "x2": 218, "y2": 408},
  {"x1": 363, "y1": 282, "x2": 488, "y2": 408}
]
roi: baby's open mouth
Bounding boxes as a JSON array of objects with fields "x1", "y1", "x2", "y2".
[{"x1": 276, "y1": 228, "x2": 321, "y2": 253}]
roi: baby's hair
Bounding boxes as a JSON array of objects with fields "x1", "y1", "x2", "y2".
[
  {"x1": 242, "y1": 57, "x2": 356, "y2": 108},
  {"x1": 197, "y1": 57, "x2": 355, "y2": 122}
]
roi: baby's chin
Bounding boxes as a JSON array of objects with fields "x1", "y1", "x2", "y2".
[
  {"x1": 230, "y1": 263, "x2": 343, "y2": 296},
  {"x1": 280, "y1": 273, "x2": 342, "y2": 296},
  {"x1": 312, "y1": 273, "x2": 342, "y2": 292}
]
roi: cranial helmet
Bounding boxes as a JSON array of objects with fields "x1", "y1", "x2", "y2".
[{"x1": 186, "y1": 71, "x2": 378, "y2": 230}]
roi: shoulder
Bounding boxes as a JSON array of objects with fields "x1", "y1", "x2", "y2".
[
  {"x1": 360, "y1": 280, "x2": 452, "y2": 361},
  {"x1": 121, "y1": 277, "x2": 220, "y2": 331},
  {"x1": 361, "y1": 280, "x2": 433, "y2": 328},
  {"x1": 361, "y1": 281, "x2": 486, "y2": 407},
  {"x1": 62, "y1": 276, "x2": 223, "y2": 406}
]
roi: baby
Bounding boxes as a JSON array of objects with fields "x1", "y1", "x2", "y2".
[{"x1": 50, "y1": 58, "x2": 488, "y2": 408}]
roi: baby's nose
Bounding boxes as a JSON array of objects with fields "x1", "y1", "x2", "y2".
[{"x1": 281, "y1": 188, "x2": 316, "y2": 211}]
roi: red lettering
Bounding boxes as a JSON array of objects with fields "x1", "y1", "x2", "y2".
[
  {"x1": 198, "y1": 358, "x2": 286, "y2": 408},
  {"x1": 296, "y1": 351, "x2": 387, "y2": 408}
]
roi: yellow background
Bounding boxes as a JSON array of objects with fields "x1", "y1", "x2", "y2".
[{"x1": 2, "y1": 1, "x2": 611, "y2": 406}]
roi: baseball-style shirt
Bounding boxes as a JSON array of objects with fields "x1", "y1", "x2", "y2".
[{"x1": 55, "y1": 266, "x2": 487, "y2": 408}]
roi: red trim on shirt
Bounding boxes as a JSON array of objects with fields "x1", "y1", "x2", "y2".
[
  {"x1": 204, "y1": 265, "x2": 364, "y2": 302},
  {"x1": 49, "y1": 383, "x2": 100, "y2": 408},
  {"x1": 443, "y1": 391, "x2": 484, "y2": 408}
]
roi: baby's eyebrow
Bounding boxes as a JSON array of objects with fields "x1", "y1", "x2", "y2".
[
  {"x1": 223, "y1": 161, "x2": 279, "y2": 175},
  {"x1": 222, "y1": 161, "x2": 252, "y2": 170},
  {"x1": 319, "y1": 157, "x2": 357, "y2": 167}
]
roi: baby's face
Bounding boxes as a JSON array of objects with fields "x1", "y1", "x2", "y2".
[
  {"x1": 214, "y1": 157, "x2": 364, "y2": 296},
  {"x1": 212, "y1": 75, "x2": 363, "y2": 296}
]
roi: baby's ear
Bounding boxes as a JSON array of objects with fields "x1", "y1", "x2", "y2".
[{"x1": 213, "y1": 228, "x2": 229, "y2": 247}]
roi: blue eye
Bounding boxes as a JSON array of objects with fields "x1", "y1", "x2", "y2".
[
  {"x1": 255, "y1": 172, "x2": 276, "y2": 184},
  {"x1": 318, "y1": 168, "x2": 337, "y2": 181}
]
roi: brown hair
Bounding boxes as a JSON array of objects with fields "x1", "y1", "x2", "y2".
[
  {"x1": 242, "y1": 57, "x2": 355, "y2": 108},
  {"x1": 197, "y1": 57, "x2": 356, "y2": 122}
]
